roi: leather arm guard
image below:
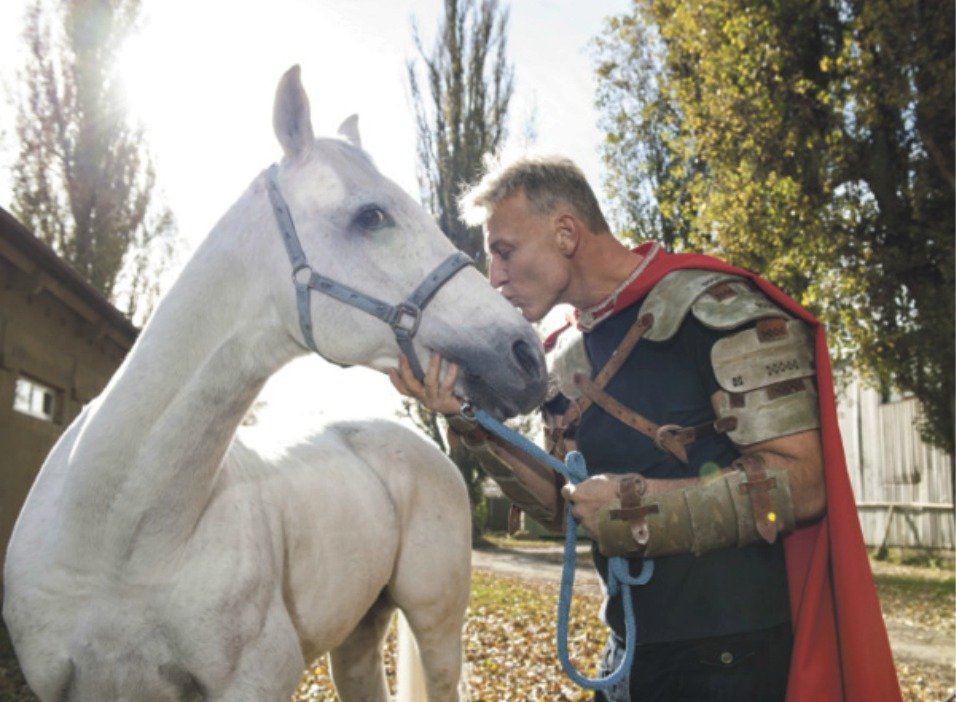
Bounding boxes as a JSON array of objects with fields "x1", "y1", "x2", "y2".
[
  {"x1": 593, "y1": 455, "x2": 796, "y2": 557},
  {"x1": 446, "y1": 414, "x2": 565, "y2": 533}
]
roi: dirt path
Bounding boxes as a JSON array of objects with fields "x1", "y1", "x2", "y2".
[{"x1": 472, "y1": 544, "x2": 956, "y2": 674}]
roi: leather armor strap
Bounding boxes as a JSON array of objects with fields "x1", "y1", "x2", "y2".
[
  {"x1": 574, "y1": 375, "x2": 690, "y2": 463},
  {"x1": 608, "y1": 474, "x2": 656, "y2": 547},
  {"x1": 555, "y1": 311, "x2": 735, "y2": 464},
  {"x1": 446, "y1": 412, "x2": 489, "y2": 446},
  {"x1": 448, "y1": 410, "x2": 566, "y2": 534},
  {"x1": 591, "y1": 313, "x2": 655, "y2": 390},
  {"x1": 654, "y1": 417, "x2": 739, "y2": 455},
  {"x1": 559, "y1": 313, "x2": 654, "y2": 427},
  {"x1": 734, "y1": 454, "x2": 782, "y2": 543}
]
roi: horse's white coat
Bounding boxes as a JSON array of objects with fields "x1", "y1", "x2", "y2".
[{"x1": 3, "y1": 66, "x2": 546, "y2": 702}]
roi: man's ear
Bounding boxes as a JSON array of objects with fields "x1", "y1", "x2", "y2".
[{"x1": 555, "y1": 214, "x2": 580, "y2": 256}]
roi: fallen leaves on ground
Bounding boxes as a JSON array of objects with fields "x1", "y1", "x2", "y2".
[
  {"x1": 871, "y1": 559, "x2": 955, "y2": 702},
  {"x1": 873, "y1": 560, "x2": 955, "y2": 633},
  {"x1": 295, "y1": 571, "x2": 605, "y2": 701},
  {"x1": 296, "y1": 562, "x2": 955, "y2": 702},
  {"x1": 1, "y1": 560, "x2": 950, "y2": 701}
]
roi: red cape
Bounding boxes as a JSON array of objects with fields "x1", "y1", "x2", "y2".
[{"x1": 549, "y1": 243, "x2": 902, "y2": 701}]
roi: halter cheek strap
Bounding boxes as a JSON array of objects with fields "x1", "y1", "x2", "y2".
[{"x1": 265, "y1": 164, "x2": 473, "y2": 380}]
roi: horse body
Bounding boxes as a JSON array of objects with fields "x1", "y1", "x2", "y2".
[{"x1": 4, "y1": 66, "x2": 545, "y2": 701}]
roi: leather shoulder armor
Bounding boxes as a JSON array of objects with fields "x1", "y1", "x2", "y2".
[
  {"x1": 712, "y1": 318, "x2": 820, "y2": 445},
  {"x1": 640, "y1": 269, "x2": 820, "y2": 445},
  {"x1": 546, "y1": 325, "x2": 590, "y2": 401},
  {"x1": 639, "y1": 269, "x2": 742, "y2": 341},
  {"x1": 691, "y1": 278, "x2": 788, "y2": 330}
]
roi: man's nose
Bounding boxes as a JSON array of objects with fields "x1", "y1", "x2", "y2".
[{"x1": 488, "y1": 259, "x2": 506, "y2": 289}]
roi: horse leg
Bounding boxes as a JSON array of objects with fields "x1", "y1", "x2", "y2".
[
  {"x1": 389, "y1": 528, "x2": 471, "y2": 701},
  {"x1": 328, "y1": 592, "x2": 396, "y2": 702},
  {"x1": 394, "y1": 597, "x2": 468, "y2": 702}
]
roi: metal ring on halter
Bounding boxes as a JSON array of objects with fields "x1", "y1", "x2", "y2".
[
  {"x1": 292, "y1": 264, "x2": 313, "y2": 287},
  {"x1": 390, "y1": 301, "x2": 422, "y2": 337}
]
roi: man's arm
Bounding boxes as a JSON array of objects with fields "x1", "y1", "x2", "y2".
[
  {"x1": 447, "y1": 415, "x2": 566, "y2": 531},
  {"x1": 740, "y1": 426, "x2": 825, "y2": 522},
  {"x1": 563, "y1": 394, "x2": 826, "y2": 538},
  {"x1": 388, "y1": 352, "x2": 566, "y2": 532},
  {"x1": 564, "y1": 303, "x2": 827, "y2": 557}
]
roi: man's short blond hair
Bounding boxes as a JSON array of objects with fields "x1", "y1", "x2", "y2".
[{"x1": 459, "y1": 155, "x2": 610, "y2": 234}]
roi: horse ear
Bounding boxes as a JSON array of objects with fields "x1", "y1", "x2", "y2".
[
  {"x1": 337, "y1": 114, "x2": 362, "y2": 148},
  {"x1": 273, "y1": 65, "x2": 314, "y2": 159}
]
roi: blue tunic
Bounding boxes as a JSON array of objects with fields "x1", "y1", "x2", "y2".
[{"x1": 565, "y1": 301, "x2": 790, "y2": 644}]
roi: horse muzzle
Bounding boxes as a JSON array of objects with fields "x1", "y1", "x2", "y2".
[{"x1": 452, "y1": 333, "x2": 548, "y2": 419}]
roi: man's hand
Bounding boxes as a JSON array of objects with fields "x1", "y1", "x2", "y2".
[
  {"x1": 561, "y1": 473, "x2": 626, "y2": 537},
  {"x1": 387, "y1": 351, "x2": 464, "y2": 416}
]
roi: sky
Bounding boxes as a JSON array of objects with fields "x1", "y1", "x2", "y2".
[{"x1": 0, "y1": 0, "x2": 630, "y2": 424}]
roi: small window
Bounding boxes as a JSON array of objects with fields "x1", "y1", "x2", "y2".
[{"x1": 13, "y1": 376, "x2": 58, "y2": 422}]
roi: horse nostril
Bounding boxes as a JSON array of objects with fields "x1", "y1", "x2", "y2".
[{"x1": 511, "y1": 339, "x2": 539, "y2": 378}]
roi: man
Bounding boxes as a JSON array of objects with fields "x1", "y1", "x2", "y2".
[{"x1": 389, "y1": 156, "x2": 900, "y2": 701}]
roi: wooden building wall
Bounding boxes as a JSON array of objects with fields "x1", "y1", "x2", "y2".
[
  {"x1": 0, "y1": 209, "x2": 136, "y2": 579},
  {"x1": 837, "y1": 379, "x2": 954, "y2": 551}
]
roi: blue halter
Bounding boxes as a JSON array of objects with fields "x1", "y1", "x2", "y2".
[{"x1": 265, "y1": 164, "x2": 473, "y2": 380}]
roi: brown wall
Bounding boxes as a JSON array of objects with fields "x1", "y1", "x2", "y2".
[{"x1": 0, "y1": 214, "x2": 136, "y2": 580}]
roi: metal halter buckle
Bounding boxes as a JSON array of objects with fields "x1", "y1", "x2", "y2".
[{"x1": 390, "y1": 302, "x2": 422, "y2": 337}]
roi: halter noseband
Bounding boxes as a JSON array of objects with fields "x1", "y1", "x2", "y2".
[{"x1": 265, "y1": 164, "x2": 473, "y2": 380}]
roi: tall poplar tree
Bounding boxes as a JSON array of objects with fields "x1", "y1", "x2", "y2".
[
  {"x1": 11, "y1": 0, "x2": 177, "y2": 324},
  {"x1": 408, "y1": 0, "x2": 513, "y2": 272},
  {"x1": 406, "y1": 0, "x2": 515, "y2": 540},
  {"x1": 595, "y1": 0, "x2": 955, "y2": 455}
]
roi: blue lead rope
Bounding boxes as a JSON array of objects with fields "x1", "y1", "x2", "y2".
[{"x1": 465, "y1": 406, "x2": 654, "y2": 692}]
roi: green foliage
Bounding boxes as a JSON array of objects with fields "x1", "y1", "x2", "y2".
[
  {"x1": 595, "y1": 0, "x2": 955, "y2": 454},
  {"x1": 10, "y1": 0, "x2": 177, "y2": 324}
]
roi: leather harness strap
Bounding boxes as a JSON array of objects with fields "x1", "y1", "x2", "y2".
[
  {"x1": 552, "y1": 312, "x2": 655, "y2": 450},
  {"x1": 590, "y1": 313, "x2": 655, "y2": 392},
  {"x1": 551, "y1": 305, "x2": 739, "y2": 464},
  {"x1": 608, "y1": 474, "x2": 656, "y2": 548},
  {"x1": 734, "y1": 454, "x2": 782, "y2": 543},
  {"x1": 574, "y1": 374, "x2": 690, "y2": 462}
]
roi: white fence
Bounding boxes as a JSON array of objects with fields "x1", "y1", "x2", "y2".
[{"x1": 837, "y1": 380, "x2": 954, "y2": 551}]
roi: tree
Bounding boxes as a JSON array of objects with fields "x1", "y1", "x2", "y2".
[
  {"x1": 406, "y1": 0, "x2": 515, "y2": 541},
  {"x1": 10, "y1": 0, "x2": 177, "y2": 324},
  {"x1": 408, "y1": 0, "x2": 514, "y2": 272},
  {"x1": 595, "y1": 0, "x2": 955, "y2": 454}
]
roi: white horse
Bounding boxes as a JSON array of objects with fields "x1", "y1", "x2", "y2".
[{"x1": 3, "y1": 66, "x2": 547, "y2": 702}]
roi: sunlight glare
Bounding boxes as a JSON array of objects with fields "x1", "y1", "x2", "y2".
[{"x1": 116, "y1": 24, "x2": 163, "y2": 127}]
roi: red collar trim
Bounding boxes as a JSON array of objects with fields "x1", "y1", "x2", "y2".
[{"x1": 576, "y1": 242, "x2": 662, "y2": 331}]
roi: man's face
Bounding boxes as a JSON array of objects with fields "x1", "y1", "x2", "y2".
[{"x1": 485, "y1": 189, "x2": 571, "y2": 322}]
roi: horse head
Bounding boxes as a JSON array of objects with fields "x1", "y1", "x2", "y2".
[{"x1": 265, "y1": 66, "x2": 546, "y2": 417}]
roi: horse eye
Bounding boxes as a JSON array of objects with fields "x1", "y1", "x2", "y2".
[{"x1": 353, "y1": 206, "x2": 392, "y2": 231}]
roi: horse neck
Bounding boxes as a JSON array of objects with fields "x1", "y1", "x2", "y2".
[{"x1": 57, "y1": 184, "x2": 301, "y2": 574}]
